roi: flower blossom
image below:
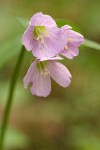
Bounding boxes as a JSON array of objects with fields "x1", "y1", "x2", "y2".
[
  {"x1": 60, "y1": 25, "x2": 84, "y2": 59},
  {"x1": 22, "y1": 12, "x2": 66, "y2": 59},
  {"x1": 23, "y1": 57, "x2": 72, "y2": 97},
  {"x1": 22, "y1": 12, "x2": 84, "y2": 97}
]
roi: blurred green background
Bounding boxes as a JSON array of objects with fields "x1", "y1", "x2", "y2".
[{"x1": 0, "y1": 0, "x2": 100, "y2": 150}]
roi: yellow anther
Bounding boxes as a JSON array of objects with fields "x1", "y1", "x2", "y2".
[
  {"x1": 64, "y1": 46, "x2": 68, "y2": 50},
  {"x1": 67, "y1": 38, "x2": 72, "y2": 42}
]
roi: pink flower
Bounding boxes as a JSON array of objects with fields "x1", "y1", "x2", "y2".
[
  {"x1": 60, "y1": 25, "x2": 84, "y2": 59},
  {"x1": 23, "y1": 57, "x2": 72, "y2": 97},
  {"x1": 22, "y1": 12, "x2": 66, "y2": 59}
]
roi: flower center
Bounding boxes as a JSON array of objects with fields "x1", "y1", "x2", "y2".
[
  {"x1": 36, "y1": 61, "x2": 50, "y2": 77},
  {"x1": 33, "y1": 26, "x2": 47, "y2": 44}
]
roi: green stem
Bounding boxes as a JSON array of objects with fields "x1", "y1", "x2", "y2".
[{"x1": 0, "y1": 46, "x2": 25, "y2": 150}]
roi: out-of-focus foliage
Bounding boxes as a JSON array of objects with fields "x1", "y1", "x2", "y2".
[
  {"x1": 84, "y1": 39, "x2": 100, "y2": 51},
  {"x1": 0, "y1": 128, "x2": 29, "y2": 150},
  {"x1": 0, "y1": 35, "x2": 21, "y2": 69},
  {"x1": 0, "y1": 0, "x2": 100, "y2": 150}
]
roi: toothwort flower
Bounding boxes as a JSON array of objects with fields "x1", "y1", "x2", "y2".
[
  {"x1": 22, "y1": 12, "x2": 66, "y2": 59},
  {"x1": 60, "y1": 25, "x2": 84, "y2": 59},
  {"x1": 23, "y1": 57, "x2": 72, "y2": 97}
]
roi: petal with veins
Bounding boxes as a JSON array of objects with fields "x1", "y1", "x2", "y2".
[
  {"x1": 30, "y1": 69, "x2": 51, "y2": 97},
  {"x1": 23, "y1": 61, "x2": 37, "y2": 88},
  {"x1": 30, "y1": 12, "x2": 57, "y2": 27},
  {"x1": 22, "y1": 26, "x2": 35, "y2": 51},
  {"x1": 32, "y1": 27, "x2": 66, "y2": 58},
  {"x1": 49, "y1": 61, "x2": 72, "y2": 87},
  {"x1": 61, "y1": 47, "x2": 79, "y2": 59}
]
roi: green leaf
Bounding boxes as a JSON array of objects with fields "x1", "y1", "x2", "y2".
[
  {"x1": 0, "y1": 128, "x2": 29, "y2": 149},
  {"x1": 16, "y1": 17, "x2": 29, "y2": 28},
  {"x1": 83, "y1": 39, "x2": 100, "y2": 51},
  {"x1": 0, "y1": 35, "x2": 22, "y2": 69},
  {"x1": 55, "y1": 18, "x2": 81, "y2": 32}
]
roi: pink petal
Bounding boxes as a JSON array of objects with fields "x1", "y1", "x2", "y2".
[
  {"x1": 66, "y1": 30, "x2": 84, "y2": 47},
  {"x1": 61, "y1": 26, "x2": 84, "y2": 47},
  {"x1": 30, "y1": 12, "x2": 57, "y2": 27},
  {"x1": 61, "y1": 47, "x2": 79, "y2": 59},
  {"x1": 23, "y1": 61, "x2": 37, "y2": 88},
  {"x1": 49, "y1": 61, "x2": 72, "y2": 87},
  {"x1": 30, "y1": 70, "x2": 51, "y2": 97},
  {"x1": 32, "y1": 27, "x2": 66, "y2": 58},
  {"x1": 22, "y1": 26, "x2": 35, "y2": 51},
  {"x1": 60, "y1": 27, "x2": 84, "y2": 59}
]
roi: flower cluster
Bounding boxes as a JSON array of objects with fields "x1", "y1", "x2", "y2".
[{"x1": 22, "y1": 12, "x2": 84, "y2": 97}]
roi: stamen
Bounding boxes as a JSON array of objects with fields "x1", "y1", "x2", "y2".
[
  {"x1": 40, "y1": 38, "x2": 44, "y2": 44},
  {"x1": 36, "y1": 61, "x2": 49, "y2": 77},
  {"x1": 67, "y1": 38, "x2": 72, "y2": 42},
  {"x1": 64, "y1": 46, "x2": 68, "y2": 50},
  {"x1": 33, "y1": 26, "x2": 47, "y2": 44},
  {"x1": 41, "y1": 67, "x2": 50, "y2": 77},
  {"x1": 43, "y1": 70, "x2": 50, "y2": 77}
]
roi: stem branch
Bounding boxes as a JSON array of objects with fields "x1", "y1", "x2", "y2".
[{"x1": 0, "y1": 46, "x2": 25, "y2": 150}]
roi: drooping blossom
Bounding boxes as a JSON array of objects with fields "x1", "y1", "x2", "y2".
[
  {"x1": 60, "y1": 25, "x2": 84, "y2": 59},
  {"x1": 23, "y1": 57, "x2": 72, "y2": 97},
  {"x1": 22, "y1": 12, "x2": 66, "y2": 59}
]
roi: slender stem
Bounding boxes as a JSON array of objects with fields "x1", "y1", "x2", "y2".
[{"x1": 0, "y1": 46, "x2": 25, "y2": 150}]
